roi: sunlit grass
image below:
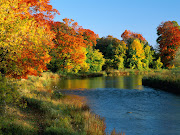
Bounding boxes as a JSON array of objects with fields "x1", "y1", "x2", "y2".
[
  {"x1": 1, "y1": 106, "x2": 38, "y2": 135},
  {"x1": 106, "y1": 68, "x2": 151, "y2": 76},
  {"x1": 143, "y1": 69, "x2": 180, "y2": 94},
  {"x1": 59, "y1": 71, "x2": 105, "y2": 79},
  {"x1": 1, "y1": 72, "x2": 123, "y2": 135}
]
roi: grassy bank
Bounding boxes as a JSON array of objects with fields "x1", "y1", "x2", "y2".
[
  {"x1": 58, "y1": 68, "x2": 152, "y2": 78},
  {"x1": 59, "y1": 72, "x2": 105, "y2": 79},
  {"x1": 142, "y1": 69, "x2": 180, "y2": 94},
  {"x1": 0, "y1": 72, "x2": 124, "y2": 135},
  {"x1": 106, "y1": 69, "x2": 150, "y2": 76}
]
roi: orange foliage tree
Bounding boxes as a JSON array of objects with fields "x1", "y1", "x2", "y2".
[
  {"x1": 157, "y1": 21, "x2": 180, "y2": 67},
  {"x1": 0, "y1": 0, "x2": 59, "y2": 78},
  {"x1": 82, "y1": 29, "x2": 99, "y2": 47},
  {"x1": 49, "y1": 19, "x2": 88, "y2": 73},
  {"x1": 121, "y1": 30, "x2": 147, "y2": 45}
]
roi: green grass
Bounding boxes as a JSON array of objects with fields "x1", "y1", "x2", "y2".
[
  {"x1": 142, "y1": 69, "x2": 180, "y2": 94},
  {"x1": 1, "y1": 72, "x2": 124, "y2": 135}
]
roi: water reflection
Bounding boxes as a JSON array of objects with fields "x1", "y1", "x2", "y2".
[
  {"x1": 57, "y1": 75, "x2": 180, "y2": 135},
  {"x1": 58, "y1": 75, "x2": 143, "y2": 90}
]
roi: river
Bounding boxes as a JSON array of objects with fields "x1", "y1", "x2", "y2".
[{"x1": 56, "y1": 75, "x2": 180, "y2": 135}]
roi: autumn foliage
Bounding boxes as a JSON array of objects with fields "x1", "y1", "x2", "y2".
[
  {"x1": 0, "y1": 0, "x2": 58, "y2": 78},
  {"x1": 50, "y1": 20, "x2": 87, "y2": 71},
  {"x1": 1, "y1": 0, "x2": 179, "y2": 79},
  {"x1": 157, "y1": 21, "x2": 180, "y2": 67},
  {"x1": 121, "y1": 30, "x2": 147, "y2": 44},
  {"x1": 48, "y1": 18, "x2": 101, "y2": 73}
]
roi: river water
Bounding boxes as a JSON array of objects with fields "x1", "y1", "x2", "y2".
[{"x1": 56, "y1": 75, "x2": 180, "y2": 135}]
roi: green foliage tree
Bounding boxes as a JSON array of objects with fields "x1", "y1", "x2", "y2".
[
  {"x1": 172, "y1": 47, "x2": 180, "y2": 68},
  {"x1": 143, "y1": 44, "x2": 155, "y2": 69},
  {"x1": 96, "y1": 35, "x2": 127, "y2": 70},
  {"x1": 86, "y1": 47, "x2": 105, "y2": 72},
  {"x1": 114, "y1": 56, "x2": 124, "y2": 70},
  {"x1": 153, "y1": 57, "x2": 163, "y2": 69},
  {"x1": 103, "y1": 59, "x2": 114, "y2": 71}
]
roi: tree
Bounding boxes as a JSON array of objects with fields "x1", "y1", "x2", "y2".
[
  {"x1": 121, "y1": 30, "x2": 156, "y2": 69},
  {"x1": 153, "y1": 57, "x2": 163, "y2": 69},
  {"x1": 157, "y1": 21, "x2": 180, "y2": 67},
  {"x1": 19, "y1": 0, "x2": 59, "y2": 25},
  {"x1": 121, "y1": 30, "x2": 147, "y2": 45},
  {"x1": 143, "y1": 44, "x2": 155, "y2": 69},
  {"x1": 96, "y1": 35, "x2": 127, "y2": 69},
  {"x1": 0, "y1": 0, "x2": 59, "y2": 115},
  {"x1": 126, "y1": 39, "x2": 145, "y2": 69},
  {"x1": 0, "y1": 0, "x2": 58, "y2": 78},
  {"x1": 49, "y1": 20, "x2": 88, "y2": 73},
  {"x1": 96, "y1": 35, "x2": 116, "y2": 59},
  {"x1": 172, "y1": 47, "x2": 180, "y2": 68},
  {"x1": 82, "y1": 29, "x2": 99, "y2": 47},
  {"x1": 82, "y1": 29, "x2": 105, "y2": 72},
  {"x1": 86, "y1": 47, "x2": 105, "y2": 72}
]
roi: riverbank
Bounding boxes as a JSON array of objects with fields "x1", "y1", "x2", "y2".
[
  {"x1": 106, "y1": 69, "x2": 150, "y2": 76},
  {"x1": 0, "y1": 72, "x2": 123, "y2": 135},
  {"x1": 142, "y1": 69, "x2": 180, "y2": 94},
  {"x1": 106, "y1": 68, "x2": 180, "y2": 95},
  {"x1": 58, "y1": 69, "x2": 151, "y2": 79},
  {"x1": 59, "y1": 72, "x2": 105, "y2": 79}
]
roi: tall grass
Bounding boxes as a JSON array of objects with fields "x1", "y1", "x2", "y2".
[
  {"x1": 142, "y1": 69, "x2": 180, "y2": 94},
  {"x1": 59, "y1": 71, "x2": 105, "y2": 79},
  {"x1": 106, "y1": 68, "x2": 151, "y2": 76},
  {"x1": 1, "y1": 72, "x2": 123, "y2": 134}
]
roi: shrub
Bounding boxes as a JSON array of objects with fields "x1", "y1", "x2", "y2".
[{"x1": 0, "y1": 74, "x2": 20, "y2": 114}]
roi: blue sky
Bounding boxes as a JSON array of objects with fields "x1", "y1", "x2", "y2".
[{"x1": 50, "y1": 0, "x2": 180, "y2": 47}]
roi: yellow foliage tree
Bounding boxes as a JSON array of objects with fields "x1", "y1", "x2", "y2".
[
  {"x1": 131, "y1": 39, "x2": 145, "y2": 59},
  {"x1": 0, "y1": 0, "x2": 56, "y2": 78},
  {"x1": 128, "y1": 39, "x2": 145, "y2": 69}
]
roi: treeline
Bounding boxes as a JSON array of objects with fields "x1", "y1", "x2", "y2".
[
  {"x1": 96, "y1": 34, "x2": 159, "y2": 70},
  {"x1": 47, "y1": 20, "x2": 180, "y2": 74},
  {"x1": 48, "y1": 20, "x2": 180, "y2": 74},
  {"x1": 0, "y1": 0, "x2": 180, "y2": 79}
]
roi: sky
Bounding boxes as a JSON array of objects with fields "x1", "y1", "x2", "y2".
[{"x1": 50, "y1": 0, "x2": 180, "y2": 47}]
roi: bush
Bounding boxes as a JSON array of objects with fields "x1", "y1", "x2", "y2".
[
  {"x1": 52, "y1": 91, "x2": 64, "y2": 100},
  {"x1": 44, "y1": 126, "x2": 77, "y2": 135},
  {"x1": 0, "y1": 74, "x2": 20, "y2": 114}
]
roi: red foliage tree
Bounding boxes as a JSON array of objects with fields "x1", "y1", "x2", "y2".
[{"x1": 157, "y1": 21, "x2": 180, "y2": 67}]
